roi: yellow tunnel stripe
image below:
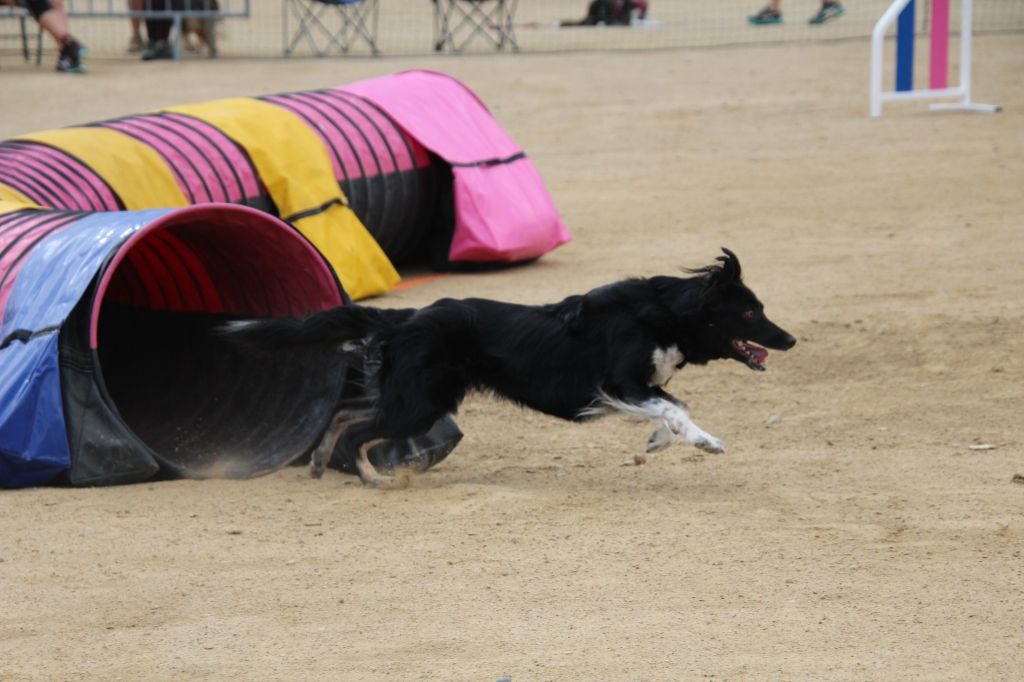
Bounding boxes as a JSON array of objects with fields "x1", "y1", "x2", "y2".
[
  {"x1": 0, "y1": 200, "x2": 42, "y2": 216},
  {"x1": 165, "y1": 98, "x2": 398, "y2": 300},
  {"x1": 0, "y1": 184, "x2": 37, "y2": 208}
]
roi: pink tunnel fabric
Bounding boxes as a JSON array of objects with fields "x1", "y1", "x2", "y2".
[
  {"x1": 0, "y1": 141, "x2": 122, "y2": 211},
  {"x1": 95, "y1": 113, "x2": 266, "y2": 206},
  {"x1": 341, "y1": 70, "x2": 571, "y2": 264}
]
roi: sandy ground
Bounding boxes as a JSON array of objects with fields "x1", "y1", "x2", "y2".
[{"x1": 2, "y1": 36, "x2": 1024, "y2": 680}]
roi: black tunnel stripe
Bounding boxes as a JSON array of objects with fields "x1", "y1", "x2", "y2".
[
  {"x1": 0, "y1": 159, "x2": 72, "y2": 210},
  {"x1": 6, "y1": 141, "x2": 112, "y2": 210},
  {"x1": 0, "y1": 213, "x2": 55, "y2": 250},
  {"x1": 332, "y1": 90, "x2": 419, "y2": 257},
  {"x1": 125, "y1": 243, "x2": 168, "y2": 310},
  {"x1": 302, "y1": 91, "x2": 378, "y2": 226},
  {"x1": 329, "y1": 90, "x2": 409, "y2": 247},
  {"x1": 150, "y1": 229, "x2": 213, "y2": 310},
  {"x1": 164, "y1": 112, "x2": 264, "y2": 207},
  {"x1": 150, "y1": 114, "x2": 232, "y2": 202},
  {"x1": 142, "y1": 115, "x2": 227, "y2": 203},
  {"x1": 3, "y1": 140, "x2": 124, "y2": 210},
  {"x1": 141, "y1": 237, "x2": 192, "y2": 310},
  {"x1": 0, "y1": 150, "x2": 90, "y2": 211},
  {"x1": 108, "y1": 253, "x2": 149, "y2": 308},
  {"x1": 0, "y1": 213, "x2": 85, "y2": 294},
  {"x1": 96, "y1": 117, "x2": 204, "y2": 204},
  {"x1": 131, "y1": 239, "x2": 179, "y2": 310},
  {"x1": 0, "y1": 211, "x2": 80, "y2": 261},
  {"x1": 282, "y1": 197, "x2": 343, "y2": 224},
  {"x1": 0, "y1": 325, "x2": 62, "y2": 351},
  {"x1": 0, "y1": 144, "x2": 83, "y2": 208},
  {"x1": 310, "y1": 90, "x2": 385, "y2": 221},
  {"x1": 450, "y1": 152, "x2": 526, "y2": 168},
  {"x1": 192, "y1": 227, "x2": 278, "y2": 315},
  {"x1": 274, "y1": 91, "x2": 367, "y2": 211},
  {"x1": 265, "y1": 93, "x2": 354, "y2": 199}
]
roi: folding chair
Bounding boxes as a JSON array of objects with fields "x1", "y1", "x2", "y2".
[
  {"x1": 283, "y1": 0, "x2": 380, "y2": 57},
  {"x1": 433, "y1": 0, "x2": 519, "y2": 53}
]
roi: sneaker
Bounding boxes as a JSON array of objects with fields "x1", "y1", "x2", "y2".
[
  {"x1": 748, "y1": 7, "x2": 782, "y2": 25},
  {"x1": 55, "y1": 39, "x2": 86, "y2": 73},
  {"x1": 127, "y1": 34, "x2": 144, "y2": 53},
  {"x1": 141, "y1": 39, "x2": 174, "y2": 61},
  {"x1": 808, "y1": 2, "x2": 845, "y2": 24}
]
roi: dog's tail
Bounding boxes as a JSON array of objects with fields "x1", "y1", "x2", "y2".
[{"x1": 216, "y1": 305, "x2": 415, "y2": 351}]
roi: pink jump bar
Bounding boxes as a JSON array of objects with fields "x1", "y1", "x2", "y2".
[{"x1": 930, "y1": 0, "x2": 949, "y2": 89}]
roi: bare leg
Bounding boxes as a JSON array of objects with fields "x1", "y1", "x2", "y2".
[{"x1": 37, "y1": 6, "x2": 72, "y2": 46}]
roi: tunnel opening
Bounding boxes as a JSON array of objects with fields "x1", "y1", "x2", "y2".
[{"x1": 78, "y1": 205, "x2": 346, "y2": 481}]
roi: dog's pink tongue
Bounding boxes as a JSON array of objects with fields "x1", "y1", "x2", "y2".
[{"x1": 751, "y1": 346, "x2": 768, "y2": 364}]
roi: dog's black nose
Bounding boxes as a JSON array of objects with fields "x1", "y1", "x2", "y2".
[{"x1": 781, "y1": 334, "x2": 797, "y2": 350}]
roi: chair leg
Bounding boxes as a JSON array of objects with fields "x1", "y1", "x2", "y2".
[
  {"x1": 285, "y1": 0, "x2": 380, "y2": 58},
  {"x1": 20, "y1": 16, "x2": 28, "y2": 62},
  {"x1": 434, "y1": 0, "x2": 519, "y2": 53}
]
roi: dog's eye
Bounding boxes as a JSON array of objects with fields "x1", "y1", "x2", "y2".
[{"x1": 742, "y1": 310, "x2": 756, "y2": 320}]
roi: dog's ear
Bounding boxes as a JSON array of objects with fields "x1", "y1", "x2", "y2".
[{"x1": 715, "y1": 248, "x2": 742, "y2": 282}]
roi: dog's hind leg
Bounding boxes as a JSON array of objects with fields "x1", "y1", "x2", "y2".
[
  {"x1": 310, "y1": 410, "x2": 373, "y2": 478},
  {"x1": 338, "y1": 420, "x2": 400, "y2": 488},
  {"x1": 353, "y1": 438, "x2": 395, "y2": 488}
]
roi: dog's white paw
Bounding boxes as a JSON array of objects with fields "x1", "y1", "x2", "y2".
[
  {"x1": 645, "y1": 426, "x2": 673, "y2": 453},
  {"x1": 694, "y1": 436, "x2": 725, "y2": 454}
]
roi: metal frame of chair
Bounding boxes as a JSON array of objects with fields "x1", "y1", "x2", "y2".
[
  {"x1": 0, "y1": 6, "x2": 42, "y2": 66},
  {"x1": 283, "y1": 0, "x2": 380, "y2": 57},
  {"x1": 433, "y1": 0, "x2": 518, "y2": 53}
]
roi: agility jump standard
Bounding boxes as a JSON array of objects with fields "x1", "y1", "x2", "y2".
[{"x1": 870, "y1": 0, "x2": 999, "y2": 117}]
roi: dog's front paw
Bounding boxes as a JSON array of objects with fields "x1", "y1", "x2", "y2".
[
  {"x1": 645, "y1": 426, "x2": 673, "y2": 453},
  {"x1": 694, "y1": 436, "x2": 725, "y2": 454}
]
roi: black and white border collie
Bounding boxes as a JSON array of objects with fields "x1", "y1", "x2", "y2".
[{"x1": 220, "y1": 248, "x2": 796, "y2": 486}]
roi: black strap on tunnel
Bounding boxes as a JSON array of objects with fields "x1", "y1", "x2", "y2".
[
  {"x1": 282, "y1": 197, "x2": 344, "y2": 224},
  {"x1": 0, "y1": 325, "x2": 61, "y2": 351},
  {"x1": 450, "y1": 152, "x2": 526, "y2": 168}
]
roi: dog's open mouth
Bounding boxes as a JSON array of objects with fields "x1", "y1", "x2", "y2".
[{"x1": 732, "y1": 339, "x2": 769, "y2": 371}]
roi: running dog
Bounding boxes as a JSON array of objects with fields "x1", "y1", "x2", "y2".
[{"x1": 219, "y1": 248, "x2": 796, "y2": 486}]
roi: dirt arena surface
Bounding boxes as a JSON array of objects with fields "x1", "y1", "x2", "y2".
[{"x1": 2, "y1": 36, "x2": 1023, "y2": 680}]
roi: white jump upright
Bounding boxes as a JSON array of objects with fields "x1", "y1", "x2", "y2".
[{"x1": 870, "y1": 0, "x2": 1000, "y2": 117}]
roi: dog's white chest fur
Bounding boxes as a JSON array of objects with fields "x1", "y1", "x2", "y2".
[{"x1": 650, "y1": 345, "x2": 683, "y2": 386}]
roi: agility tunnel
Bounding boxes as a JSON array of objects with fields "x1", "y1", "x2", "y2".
[
  {"x1": 0, "y1": 70, "x2": 564, "y2": 487},
  {"x1": 0, "y1": 202, "x2": 461, "y2": 488},
  {"x1": 0, "y1": 70, "x2": 570, "y2": 298}
]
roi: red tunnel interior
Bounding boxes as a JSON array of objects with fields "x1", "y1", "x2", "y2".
[{"x1": 87, "y1": 205, "x2": 347, "y2": 479}]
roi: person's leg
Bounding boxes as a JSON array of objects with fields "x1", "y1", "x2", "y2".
[
  {"x1": 128, "y1": 0, "x2": 144, "y2": 52},
  {"x1": 26, "y1": 0, "x2": 68, "y2": 45},
  {"x1": 808, "y1": 0, "x2": 844, "y2": 24},
  {"x1": 749, "y1": 0, "x2": 782, "y2": 24},
  {"x1": 142, "y1": 0, "x2": 174, "y2": 59},
  {"x1": 24, "y1": 0, "x2": 86, "y2": 72}
]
